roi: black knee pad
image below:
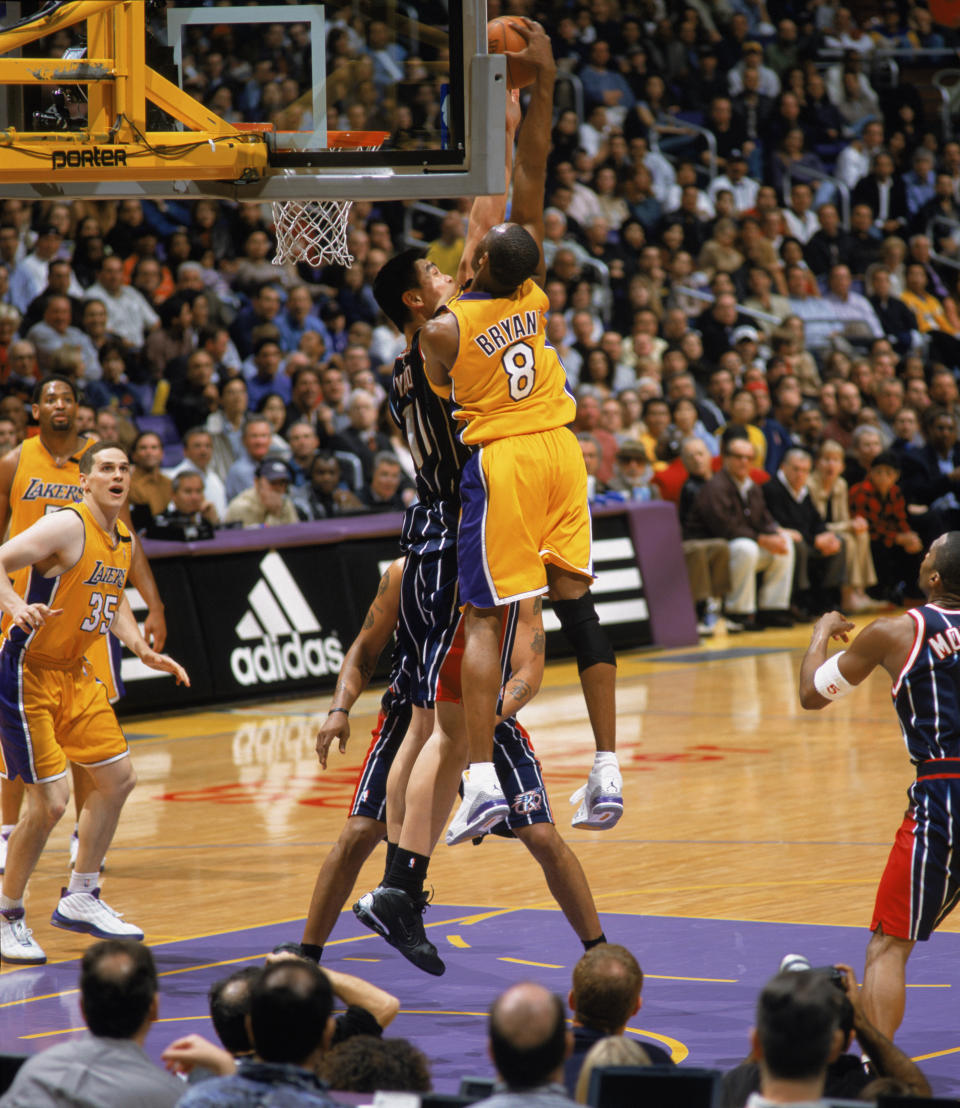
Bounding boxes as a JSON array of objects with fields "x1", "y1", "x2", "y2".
[{"x1": 552, "y1": 593, "x2": 616, "y2": 673}]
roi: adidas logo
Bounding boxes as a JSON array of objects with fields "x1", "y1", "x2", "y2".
[{"x1": 230, "y1": 552, "x2": 344, "y2": 687}]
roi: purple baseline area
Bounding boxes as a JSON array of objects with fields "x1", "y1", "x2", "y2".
[{"x1": 2, "y1": 910, "x2": 958, "y2": 1096}]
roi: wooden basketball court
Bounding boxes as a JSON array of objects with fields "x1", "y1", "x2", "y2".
[{"x1": 2, "y1": 622, "x2": 959, "y2": 1092}]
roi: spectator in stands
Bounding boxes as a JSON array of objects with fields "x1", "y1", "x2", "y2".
[
  {"x1": 26, "y1": 293, "x2": 101, "y2": 378},
  {"x1": 321, "y1": 1036, "x2": 430, "y2": 1094},
  {"x1": 868, "y1": 266, "x2": 917, "y2": 354},
  {"x1": 142, "y1": 295, "x2": 195, "y2": 385},
  {"x1": 574, "y1": 1038, "x2": 650, "y2": 1105},
  {"x1": 564, "y1": 943, "x2": 672, "y2": 1097},
  {"x1": 244, "y1": 338, "x2": 290, "y2": 410},
  {"x1": 763, "y1": 448, "x2": 845, "y2": 617},
  {"x1": 128, "y1": 431, "x2": 173, "y2": 527},
  {"x1": 224, "y1": 457, "x2": 299, "y2": 528},
  {"x1": 675, "y1": 436, "x2": 732, "y2": 635},
  {"x1": 224, "y1": 411, "x2": 286, "y2": 500},
  {"x1": 177, "y1": 960, "x2": 338, "y2": 1107},
  {"x1": 605, "y1": 440, "x2": 659, "y2": 502},
  {"x1": 293, "y1": 452, "x2": 365, "y2": 520},
  {"x1": 206, "y1": 376, "x2": 250, "y2": 481},
  {"x1": 696, "y1": 293, "x2": 754, "y2": 366},
  {"x1": 686, "y1": 427, "x2": 795, "y2": 630},
  {"x1": 358, "y1": 452, "x2": 406, "y2": 513},
  {"x1": 286, "y1": 421, "x2": 320, "y2": 486},
  {"x1": 852, "y1": 151, "x2": 909, "y2": 237},
  {"x1": 0, "y1": 417, "x2": 18, "y2": 456},
  {"x1": 230, "y1": 283, "x2": 283, "y2": 361},
  {"x1": 1, "y1": 940, "x2": 193, "y2": 1107},
  {"x1": 807, "y1": 439, "x2": 877, "y2": 612},
  {"x1": 899, "y1": 406, "x2": 960, "y2": 539},
  {"x1": 849, "y1": 450, "x2": 924, "y2": 604},
  {"x1": 822, "y1": 380, "x2": 863, "y2": 453},
  {"x1": 165, "y1": 427, "x2": 227, "y2": 521},
  {"x1": 146, "y1": 471, "x2": 218, "y2": 540},
  {"x1": 85, "y1": 255, "x2": 159, "y2": 350},
  {"x1": 579, "y1": 40, "x2": 635, "y2": 129},
  {"x1": 330, "y1": 390, "x2": 393, "y2": 483},
  {"x1": 900, "y1": 264, "x2": 960, "y2": 367},
  {"x1": 21, "y1": 257, "x2": 84, "y2": 331},
  {"x1": 472, "y1": 982, "x2": 572, "y2": 1108},
  {"x1": 721, "y1": 964, "x2": 930, "y2": 1107},
  {"x1": 276, "y1": 284, "x2": 327, "y2": 354},
  {"x1": 9, "y1": 225, "x2": 67, "y2": 314}
]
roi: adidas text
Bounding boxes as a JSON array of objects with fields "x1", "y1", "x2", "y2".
[{"x1": 230, "y1": 632, "x2": 343, "y2": 686}]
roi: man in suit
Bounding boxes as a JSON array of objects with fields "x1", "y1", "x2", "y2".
[
  {"x1": 852, "y1": 151, "x2": 908, "y2": 237},
  {"x1": 899, "y1": 405, "x2": 960, "y2": 541},
  {"x1": 685, "y1": 426, "x2": 795, "y2": 630},
  {"x1": 763, "y1": 448, "x2": 845, "y2": 617}
]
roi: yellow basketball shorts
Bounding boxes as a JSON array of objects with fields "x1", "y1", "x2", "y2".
[
  {"x1": 458, "y1": 425, "x2": 594, "y2": 606},
  {"x1": 0, "y1": 651, "x2": 128, "y2": 784}
]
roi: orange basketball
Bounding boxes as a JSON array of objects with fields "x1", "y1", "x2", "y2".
[{"x1": 487, "y1": 18, "x2": 536, "y2": 90}]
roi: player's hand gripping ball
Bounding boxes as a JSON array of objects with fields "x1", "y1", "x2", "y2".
[{"x1": 487, "y1": 18, "x2": 537, "y2": 89}]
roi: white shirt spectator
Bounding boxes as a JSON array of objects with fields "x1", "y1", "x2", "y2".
[
  {"x1": 708, "y1": 173, "x2": 760, "y2": 213},
  {"x1": 9, "y1": 252, "x2": 82, "y2": 314},
  {"x1": 566, "y1": 182, "x2": 605, "y2": 230},
  {"x1": 25, "y1": 320, "x2": 102, "y2": 380},
  {"x1": 645, "y1": 150, "x2": 677, "y2": 206},
  {"x1": 85, "y1": 281, "x2": 159, "y2": 348},
  {"x1": 835, "y1": 142, "x2": 873, "y2": 190},
  {"x1": 728, "y1": 63, "x2": 781, "y2": 99},
  {"x1": 782, "y1": 208, "x2": 820, "y2": 243},
  {"x1": 164, "y1": 457, "x2": 228, "y2": 520}
]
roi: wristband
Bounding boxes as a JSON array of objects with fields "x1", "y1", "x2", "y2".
[
  {"x1": 813, "y1": 652, "x2": 853, "y2": 701},
  {"x1": 328, "y1": 707, "x2": 349, "y2": 716}
]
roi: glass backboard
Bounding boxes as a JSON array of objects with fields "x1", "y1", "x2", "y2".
[{"x1": 0, "y1": 0, "x2": 505, "y2": 201}]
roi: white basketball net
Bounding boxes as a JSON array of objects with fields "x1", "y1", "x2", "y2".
[
  {"x1": 272, "y1": 198, "x2": 358, "y2": 268},
  {"x1": 271, "y1": 134, "x2": 386, "y2": 269}
]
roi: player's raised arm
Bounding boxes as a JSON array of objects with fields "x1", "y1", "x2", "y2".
[
  {"x1": 799, "y1": 610, "x2": 912, "y2": 709},
  {"x1": 457, "y1": 88, "x2": 522, "y2": 288},
  {"x1": 316, "y1": 557, "x2": 405, "y2": 767},
  {"x1": 507, "y1": 19, "x2": 556, "y2": 284}
]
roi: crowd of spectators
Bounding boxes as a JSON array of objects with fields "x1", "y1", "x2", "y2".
[
  {"x1": 0, "y1": 938, "x2": 933, "y2": 1106},
  {"x1": 4, "y1": 0, "x2": 960, "y2": 630}
]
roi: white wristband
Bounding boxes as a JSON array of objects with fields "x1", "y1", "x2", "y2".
[{"x1": 813, "y1": 652, "x2": 853, "y2": 701}]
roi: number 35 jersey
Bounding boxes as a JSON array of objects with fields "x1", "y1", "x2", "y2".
[
  {"x1": 434, "y1": 279, "x2": 575, "y2": 446},
  {"x1": 0, "y1": 503, "x2": 131, "y2": 668}
]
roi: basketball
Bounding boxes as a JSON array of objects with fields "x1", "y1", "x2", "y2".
[{"x1": 487, "y1": 17, "x2": 536, "y2": 90}]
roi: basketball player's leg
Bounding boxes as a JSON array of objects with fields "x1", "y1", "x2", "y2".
[
  {"x1": 494, "y1": 717, "x2": 605, "y2": 946},
  {"x1": 51, "y1": 680, "x2": 143, "y2": 939},
  {"x1": 862, "y1": 925, "x2": 915, "y2": 1039},
  {"x1": 2, "y1": 776, "x2": 70, "y2": 900},
  {"x1": 302, "y1": 700, "x2": 425, "y2": 954},
  {"x1": 0, "y1": 776, "x2": 24, "y2": 872}
]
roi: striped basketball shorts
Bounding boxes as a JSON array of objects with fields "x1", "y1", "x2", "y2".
[{"x1": 871, "y1": 761, "x2": 960, "y2": 941}]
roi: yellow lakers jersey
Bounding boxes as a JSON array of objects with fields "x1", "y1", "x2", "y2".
[
  {"x1": 1, "y1": 502, "x2": 132, "y2": 668},
  {"x1": 431, "y1": 279, "x2": 575, "y2": 445},
  {"x1": 9, "y1": 435, "x2": 95, "y2": 535}
]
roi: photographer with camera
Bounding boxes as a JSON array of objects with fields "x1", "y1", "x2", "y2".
[{"x1": 719, "y1": 961, "x2": 930, "y2": 1107}]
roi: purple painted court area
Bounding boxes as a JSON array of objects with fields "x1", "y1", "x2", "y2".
[{"x1": 2, "y1": 910, "x2": 958, "y2": 1096}]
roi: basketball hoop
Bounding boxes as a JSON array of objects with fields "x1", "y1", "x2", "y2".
[{"x1": 271, "y1": 131, "x2": 389, "y2": 269}]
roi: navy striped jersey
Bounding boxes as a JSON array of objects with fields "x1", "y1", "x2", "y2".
[
  {"x1": 893, "y1": 603, "x2": 960, "y2": 762},
  {"x1": 389, "y1": 332, "x2": 472, "y2": 554}
]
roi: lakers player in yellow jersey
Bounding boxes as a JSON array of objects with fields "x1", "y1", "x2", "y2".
[
  {"x1": 0, "y1": 442, "x2": 188, "y2": 964},
  {"x1": 421, "y1": 20, "x2": 622, "y2": 841},
  {"x1": 0, "y1": 376, "x2": 168, "y2": 876}
]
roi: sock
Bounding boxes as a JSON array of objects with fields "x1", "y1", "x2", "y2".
[
  {"x1": 1, "y1": 824, "x2": 15, "y2": 838},
  {"x1": 583, "y1": 933, "x2": 608, "y2": 950},
  {"x1": 0, "y1": 894, "x2": 23, "y2": 911},
  {"x1": 384, "y1": 847, "x2": 430, "y2": 896},
  {"x1": 382, "y1": 840, "x2": 398, "y2": 884},
  {"x1": 593, "y1": 751, "x2": 618, "y2": 769},
  {"x1": 467, "y1": 761, "x2": 499, "y2": 791},
  {"x1": 68, "y1": 870, "x2": 98, "y2": 894},
  {"x1": 300, "y1": 942, "x2": 323, "y2": 963},
  {"x1": 71, "y1": 822, "x2": 79, "y2": 838}
]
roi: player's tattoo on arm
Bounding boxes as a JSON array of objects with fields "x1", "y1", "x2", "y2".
[
  {"x1": 357, "y1": 658, "x2": 375, "y2": 683},
  {"x1": 531, "y1": 628, "x2": 545, "y2": 655},
  {"x1": 533, "y1": 596, "x2": 542, "y2": 614},
  {"x1": 362, "y1": 606, "x2": 376, "y2": 630},
  {"x1": 504, "y1": 677, "x2": 533, "y2": 709},
  {"x1": 376, "y1": 571, "x2": 390, "y2": 597}
]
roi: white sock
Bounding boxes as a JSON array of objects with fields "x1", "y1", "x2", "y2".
[
  {"x1": 0, "y1": 824, "x2": 15, "y2": 838},
  {"x1": 593, "y1": 751, "x2": 618, "y2": 768},
  {"x1": 70, "y1": 822, "x2": 79, "y2": 838},
  {"x1": 0, "y1": 893, "x2": 23, "y2": 911},
  {"x1": 68, "y1": 871, "x2": 98, "y2": 894},
  {"x1": 468, "y1": 761, "x2": 499, "y2": 791}
]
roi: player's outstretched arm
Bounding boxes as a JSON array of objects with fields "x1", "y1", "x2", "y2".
[
  {"x1": 799, "y1": 610, "x2": 908, "y2": 709},
  {"x1": 457, "y1": 88, "x2": 522, "y2": 288},
  {"x1": 111, "y1": 592, "x2": 190, "y2": 686},
  {"x1": 507, "y1": 19, "x2": 557, "y2": 282},
  {"x1": 316, "y1": 557, "x2": 404, "y2": 767}
]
